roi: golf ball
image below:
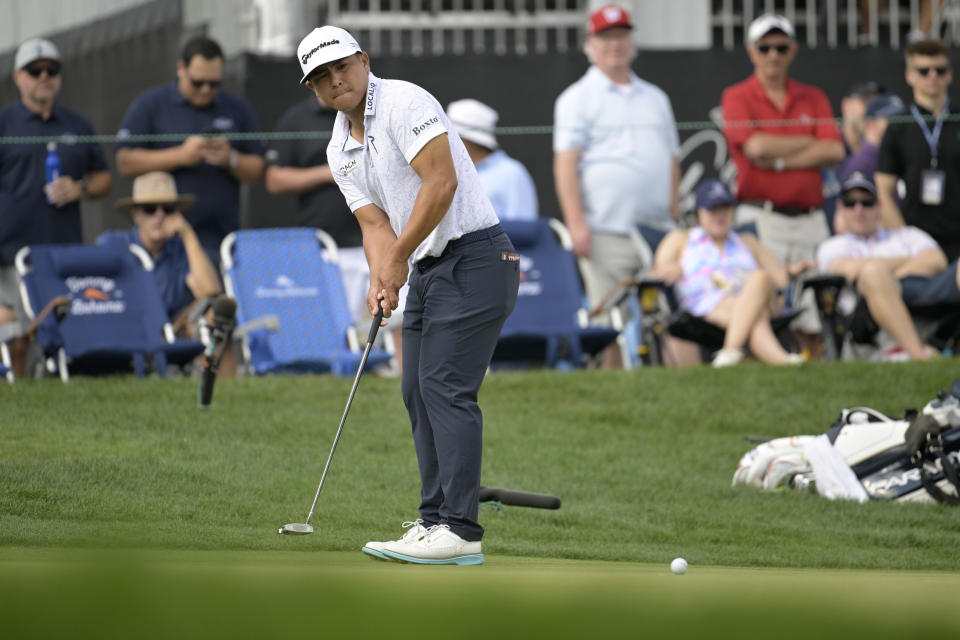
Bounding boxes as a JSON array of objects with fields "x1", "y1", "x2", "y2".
[{"x1": 670, "y1": 557, "x2": 688, "y2": 574}]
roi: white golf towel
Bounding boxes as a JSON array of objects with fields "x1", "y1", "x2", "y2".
[{"x1": 803, "y1": 435, "x2": 869, "y2": 503}]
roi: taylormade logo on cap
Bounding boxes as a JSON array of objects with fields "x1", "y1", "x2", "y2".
[{"x1": 297, "y1": 26, "x2": 362, "y2": 84}]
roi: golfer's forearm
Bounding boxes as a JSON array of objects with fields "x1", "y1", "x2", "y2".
[{"x1": 391, "y1": 178, "x2": 456, "y2": 262}]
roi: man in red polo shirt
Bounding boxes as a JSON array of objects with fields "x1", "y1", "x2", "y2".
[{"x1": 721, "y1": 14, "x2": 844, "y2": 267}]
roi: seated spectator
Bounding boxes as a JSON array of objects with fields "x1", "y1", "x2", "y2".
[
  {"x1": 98, "y1": 171, "x2": 221, "y2": 326},
  {"x1": 446, "y1": 98, "x2": 538, "y2": 221},
  {"x1": 817, "y1": 171, "x2": 957, "y2": 360},
  {"x1": 651, "y1": 179, "x2": 809, "y2": 368}
]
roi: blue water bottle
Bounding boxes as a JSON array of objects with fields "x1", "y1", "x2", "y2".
[{"x1": 45, "y1": 142, "x2": 61, "y2": 203}]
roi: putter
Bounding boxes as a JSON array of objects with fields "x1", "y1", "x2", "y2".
[{"x1": 279, "y1": 307, "x2": 385, "y2": 535}]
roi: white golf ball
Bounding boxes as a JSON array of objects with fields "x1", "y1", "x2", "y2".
[{"x1": 670, "y1": 557, "x2": 688, "y2": 574}]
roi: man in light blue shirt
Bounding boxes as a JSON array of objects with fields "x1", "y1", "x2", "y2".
[
  {"x1": 447, "y1": 99, "x2": 538, "y2": 222},
  {"x1": 553, "y1": 5, "x2": 680, "y2": 368}
]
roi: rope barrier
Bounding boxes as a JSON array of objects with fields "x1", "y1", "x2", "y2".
[{"x1": 0, "y1": 113, "x2": 951, "y2": 145}]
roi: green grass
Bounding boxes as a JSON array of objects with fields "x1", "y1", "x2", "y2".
[{"x1": 3, "y1": 360, "x2": 960, "y2": 637}]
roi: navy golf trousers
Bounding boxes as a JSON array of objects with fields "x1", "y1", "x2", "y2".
[{"x1": 401, "y1": 224, "x2": 519, "y2": 541}]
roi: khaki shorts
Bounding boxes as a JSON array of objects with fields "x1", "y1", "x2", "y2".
[
  {"x1": 735, "y1": 204, "x2": 829, "y2": 333},
  {"x1": 579, "y1": 231, "x2": 648, "y2": 322}
]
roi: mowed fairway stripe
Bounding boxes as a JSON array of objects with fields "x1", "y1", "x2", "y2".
[{"x1": 0, "y1": 548, "x2": 958, "y2": 639}]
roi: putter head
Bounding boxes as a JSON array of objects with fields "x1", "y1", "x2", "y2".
[{"x1": 278, "y1": 523, "x2": 314, "y2": 535}]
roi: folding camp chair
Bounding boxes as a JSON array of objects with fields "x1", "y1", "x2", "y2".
[
  {"x1": 601, "y1": 224, "x2": 800, "y2": 367},
  {"x1": 15, "y1": 243, "x2": 203, "y2": 381},
  {"x1": 802, "y1": 273, "x2": 960, "y2": 361},
  {"x1": 220, "y1": 228, "x2": 391, "y2": 376},
  {"x1": 493, "y1": 219, "x2": 621, "y2": 368}
]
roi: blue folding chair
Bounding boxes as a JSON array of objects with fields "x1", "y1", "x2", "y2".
[
  {"x1": 220, "y1": 228, "x2": 391, "y2": 376},
  {"x1": 493, "y1": 219, "x2": 620, "y2": 368},
  {"x1": 15, "y1": 243, "x2": 202, "y2": 380}
]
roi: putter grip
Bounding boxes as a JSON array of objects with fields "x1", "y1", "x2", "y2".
[
  {"x1": 367, "y1": 307, "x2": 385, "y2": 344},
  {"x1": 478, "y1": 486, "x2": 562, "y2": 510}
]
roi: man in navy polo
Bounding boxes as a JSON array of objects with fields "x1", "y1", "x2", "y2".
[
  {"x1": 0, "y1": 37, "x2": 112, "y2": 378},
  {"x1": 115, "y1": 36, "x2": 266, "y2": 263}
]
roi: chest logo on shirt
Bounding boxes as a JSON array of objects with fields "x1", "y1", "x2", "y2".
[
  {"x1": 212, "y1": 117, "x2": 235, "y2": 130},
  {"x1": 367, "y1": 135, "x2": 378, "y2": 154},
  {"x1": 412, "y1": 116, "x2": 440, "y2": 136},
  {"x1": 339, "y1": 159, "x2": 359, "y2": 176}
]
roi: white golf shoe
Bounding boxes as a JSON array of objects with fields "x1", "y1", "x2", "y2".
[
  {"x1": 362, "y1": 519, "x2": 428, "y2": 560},
  {"x1": 381, "y1": 524, "x2": 484, "y2": 565}
]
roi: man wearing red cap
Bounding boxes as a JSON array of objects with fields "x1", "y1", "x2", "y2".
[{"x1": 553, "y1": 4, "x2": 680, "y2": 369}]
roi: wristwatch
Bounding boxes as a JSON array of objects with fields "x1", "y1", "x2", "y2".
[{"x1": 774, "y1": 157, "x2": 785, "y2": 172}]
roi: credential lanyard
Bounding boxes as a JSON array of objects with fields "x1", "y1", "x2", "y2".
[{"x1": 911, "y1": 100, "x2": 949, "y2": 169}]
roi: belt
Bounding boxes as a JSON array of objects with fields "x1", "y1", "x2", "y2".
[
  {"x1": 415, "y1": 223, "x2": 503, "y2": 272},
  {"x1": 742, "y1": 200, "x2": 819, "y2": 217}
]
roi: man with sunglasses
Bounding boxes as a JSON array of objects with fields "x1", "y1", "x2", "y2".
[
  {"x1": 876, "y1": 39, "x2": 960, "y2": 264},
  {"x1": 721, "y1": 14, "x2": 844, "y2": 269},
  {"x1": 115, "y1": 36, "x2": 266, "y2": 265},
  {"x1": 98, "y1": 171, "x2": 220, "y2": 321},
  {"x1": 817, "y1": 171, "x2": 957, "y2": 361},
  {"x1": 0, "y1": 37, "x2": 112, "y2": 378}
]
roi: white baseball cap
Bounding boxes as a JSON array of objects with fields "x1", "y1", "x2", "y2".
[
  {"x1": 14, "y1": 37, "x2": 61, "y2": 72},
  {"x1": 746, "y1": 14, "x2": 795, "y2": 45},
  {"x1": 447, "y1": 99, "x2": 499, "y2": 150},
  {"x1": 297, "y1": 26, "x2": 362, "y2": 84}
]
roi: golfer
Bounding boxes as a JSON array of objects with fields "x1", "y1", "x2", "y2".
[{"x1": 296, "y1": 26, "x2": 519, "y2": 565}]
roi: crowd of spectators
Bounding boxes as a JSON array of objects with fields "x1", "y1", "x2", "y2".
[{"x1": 2, "y1": 6, "x2": 959, "y2": 378}]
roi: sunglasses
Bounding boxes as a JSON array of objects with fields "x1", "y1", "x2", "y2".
[
  {"x1": 25, "y1": 63, "x2": 61, "y2": 78},
  {"x1": 756, "y1": 43, "x2": 791, "y2": 55},
  {"x1": 136, "y1": 204, "x2": 177, "y2": 215},
  {"x1": 840, "y1": 196, "x2": 877, "y2": 208},
  {"x1": 912, "y1": 65, "x2": 950, "y2": 77},
  {"x1": 189, "y1": 77, "x2": 222, "y2": 89}
]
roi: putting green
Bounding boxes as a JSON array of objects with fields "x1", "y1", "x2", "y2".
[{"x1": 1, "y1": 547, "x2": 957, "y2": 639}]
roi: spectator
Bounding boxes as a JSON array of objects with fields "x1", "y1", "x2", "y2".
[
  {"x1": 553, "y1": 4, "x2": 680, "y2": 368},
  {"x1": 840, "y1": 93, "x2": 906, "y2": 180},
  {"x1": 651, "y1": 179, "x2": 808, "y2": 368},
  {"x1": 722, "y1": 13, "x2": 845, "y2": 268},
  {"x1": 0, "y1": 37, "x2": 112, "y2": 379},
  {"x1": 876, "y1": 39, "x2": 960, "y2": 262},
  {"x1": 264, "y1": 94, "x2": 404, "y2": 368},
  {"x1": 840, "y1": 81, "x2": 884, "y2": 155},
  {"x1": 115, "y1": 36, "x2": 266, "y2": 263},
  {"x1": 446, "y1": 98, "x2": 538, "y2": 222},
  {"x1": 98, "y1": 171, "x2": 220, "y2": 323},
  {"x1": 817, "y1": 171, "x2": 954, "y2": 360}
]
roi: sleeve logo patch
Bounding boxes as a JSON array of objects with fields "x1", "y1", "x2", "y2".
[{"x1": 412, "y1": 116, "x2": 440, "y2": 136}]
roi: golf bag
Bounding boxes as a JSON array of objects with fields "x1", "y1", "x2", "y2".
[{"x1": 733, "y1": 381, "x2": 960, "y2": 504}]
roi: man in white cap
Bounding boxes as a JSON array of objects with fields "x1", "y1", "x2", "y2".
[
  {"x1": 553, "y1": 4, "x2": 680, "y2": 369},
  {"x1": 296, "y1": 26, "x2": 519, "y2": 565},
  {"x1": 721, "y1": 14, "x2": 844, "y2": 267},
  {"x1": 0, "y1": 37, "x2": 113, "y2": 378},
  {"x1": 446, "y1": 98, "x2": 537, "y2": 222}
]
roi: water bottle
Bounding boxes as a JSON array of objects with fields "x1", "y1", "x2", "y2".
[{"x1": 45, "y1": 142, "x2": 61, "y2": 204}]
